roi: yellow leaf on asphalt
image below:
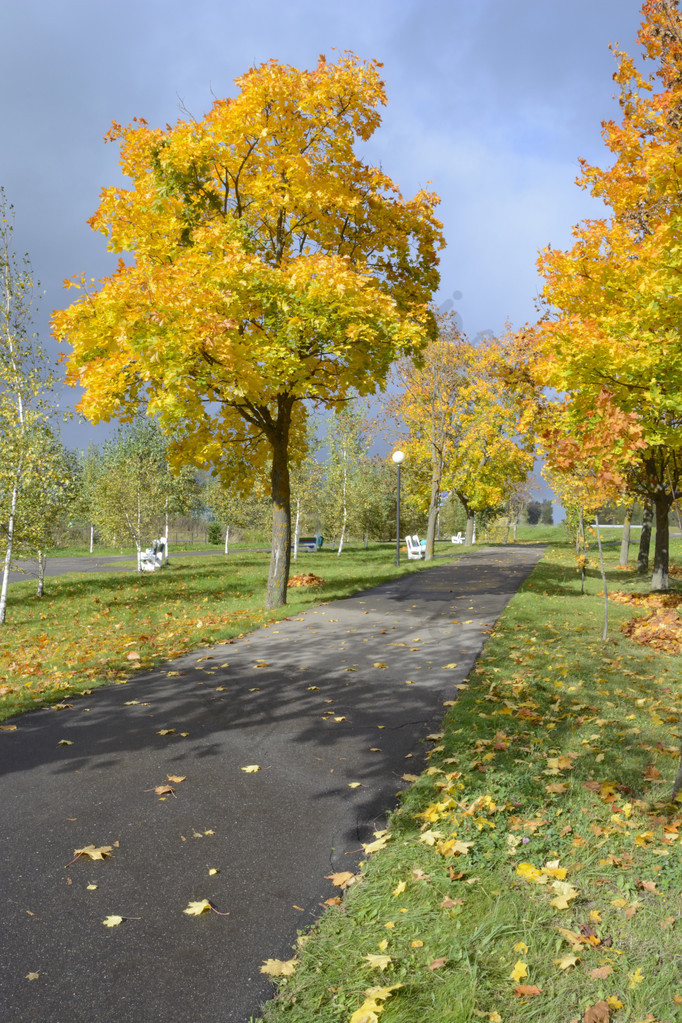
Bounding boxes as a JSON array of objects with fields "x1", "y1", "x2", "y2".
[
  {"x1": 241, "y1": 765, "x2": 260, "y2": 772},
  {"x1": 57, "y1": 739, "x2": 73, "y2": 746},
  {"x1": 74, "y1": 844, "x2": 113, "y2": 861},
  {"x1": 167, "y1": 775, "x2": 185, "y2": 783},
  {"x1": 348, "y1": 782, "x2": 361, "y2": 789},
  {"x1": 102, "y1": 915, "x2": 123, "y2": 927},
  {"x1": 260, "y1": 958, "x2": 297, "y2": 976},
  {"x1": 373, "y1": 662, "x2": 387, "y2": 669},
  {"x1": 86, "y1": 884, "x2": 98, "y2": 891},
  {"x1": 208, "y1": 868, "x2": 219, "y2": 876},
  {"x1": 156, "y1": 729, "x2": 175, "y2": 735},
  {"x1": 442, "y1": 663, "x2": 458, "y2": 669},
  {"x1": 363, "y1": 834, "x2": 391, "y2": 854},
  {"x1": 326, "y1": 872, "x2": 355, "y2": 888},
  {"x1": 510, "y1": 961, "x2": 528, "y2": 983},
  {"x1": 183, "y1": 899, "x2": 212, "y2": 916},
  {"x1": 25, "y1": 972, "x2": 39, "y2": 980}
]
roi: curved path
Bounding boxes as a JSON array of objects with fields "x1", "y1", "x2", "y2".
[{"x1": 0, "y1": 545, "x2": 543, "y2": 1023}]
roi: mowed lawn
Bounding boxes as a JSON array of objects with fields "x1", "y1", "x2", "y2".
[
  {"x1": 0, "y1": 544, "x2": 427, "y2": 720},
  {"x1": 255, "y1": 535, "x2": 682, "y2": 1023}
]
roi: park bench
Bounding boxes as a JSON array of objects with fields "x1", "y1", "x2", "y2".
[
  {"x1": 451, "y1": 532, "x2": 465, "y2": 544},
  {"x1": 140, "y1": 537, "x2": 167, "y2": 572},
  {"x1": 293, "y1": 534, "x2": 324, "y2": 552},
  {"x1": 405, "y1": 535, "x2": 424, "y2": 560}
]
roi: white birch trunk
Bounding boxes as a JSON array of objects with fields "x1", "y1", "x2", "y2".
[
  {"x1": 0, "y1": 483, "x2": 18, "y2": 624},
  {"x1": 89, "y1": 524, "x2": 94, "y2": 553},
  {"x1": 36, "y1": 549, "x2": 46, "y2": 597},
  {"x1": 337, "y1": 454, "x2": 347, "y2": 557},
  {"x1": 293, "y1": 499, "x2": 300, "y2": 562},
  {"x1": 224, "y1": 524, "x2": 229, "y2": 555}
]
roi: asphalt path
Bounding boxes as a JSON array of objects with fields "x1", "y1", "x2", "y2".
[{"x1": 0, "y1": 545, "x2": 544, "y2": 1023}]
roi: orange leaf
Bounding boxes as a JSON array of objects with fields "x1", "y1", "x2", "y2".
[{"x1": 514, "y1": 984, "x2": 542, "y2": 998}]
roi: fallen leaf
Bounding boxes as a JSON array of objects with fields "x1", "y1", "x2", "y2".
[
  {"x1": 208, "y1": 868, "x2": 219, "y2": 876},
  {"x1": 57, "y1": 739, "x2": 73, "y2": 746},
  {"x1": 102, "y1": 915, "x2": 123, "y2": 927},
  {"x1": 364, "y1": 953, "x2": 392, "y2": 970},
  {"x1": 156, "y1": 729, "x2": 175, "y2": 736},
  {"x1": 86, "y1": 884, "x2": 98, "y2": 891},
  {"x1": 241, "y1": 765, "x2": 260, "y2": 773},
  {"x1": 0, "y1": 724, "x2": 17, "y2": 731},
  {"x1": 372, "y1": 662, "x2": 387, "y2": 669},
  {"x1": 392, "y1": 881, "x2": 407, "y2": 897},
  {"x1": 442, "y1": 663, "x2": 458, "y2": 669},
  {"x1": 183, "y1": 899, "x2": 212, "y2": 916},
  {"x1": 348, "y1": 782, "x2": 361, "y2": 789},
  {"x1": 513, "y1": 984, "x2": 542, "y2": 998},
  {"x1": 583, "y1": 1002, "x2": 610, "y2": 1023},
  {"x1": 126, "y1": 651, "x2": 140, "y2": 661},
  {"x1": 363, "y1": 834, "x2": 391, "y2": 854},
  {"x1": 606, "y1": 996, "x2": 623, "y2": 1010},
  {"x1": 429, "y1": 957, "x2": 448, "y2": 971},
  {"x1": 546, "y1": 782, "x2": 568, "y2": 794},
  {"x1": 590, "y1": 966, "x2": 613, "y2": 980},
  {"x1": 154, "y1": 785, "x2": 175, "y2": 796},
  {"x1": 555, "y1": 954, "x2": 579, "y2": 971},
  {"x1": 411, "y1": 939, "x2": 424, "y2": 948},
  {"x1": 25, "y1": 972, "x2": 39, "y2": 981},
  {"x1": 72, "y1": 845, "x2": 113, "y2": 862},
  {"x1": 510, "y1": 961, "x2": 528, "y2": 983},
  {"x1": 628, "y1": 967, "x2": 644, "y2": 989},
  {"x1": 167, "y1": 775, "x2": 186, "y2": 783},
  {"x1": 260, "y1": 958, "x2": 297, "y2": 976},
  {"x1": 326, "y1": 872, "x2": 356, "y2": 889}
]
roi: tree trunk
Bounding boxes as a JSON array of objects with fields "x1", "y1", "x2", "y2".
[
  {"x1": 0, "y1": 483, "x2": 18, "y2": 624},
  {"x1": 36, "y1": 550, "x2": 46, "y2": 597},
  {"x1": 637, "y1": 500, "x2": 654, "y2": 574},
  {"x1": 465, "y1": 511, "x2": 475, "y2": 545},
  {"x1": 651, "y1": 490, "x2": 671, "y2": 591},
  {"x1": 293, "y1": 499, "x2": 300, "y2": 563},
  {"x1": 619, "y1": 502, "x2": 634, "y2": 567},
  {"x1": 266, "y1": 429, "x2": 291, "y2": 610},
  {"x1": 224, "y1": 524, "x2": 229, "y2": 555},
  {"x1": 595, "y1": 512, "x2": 608, "y2": 642},
  {"x1": 424, "y1": 448, "x2": 441, "y2": 561},
  {"x1": 90, "y1": 524, "x2": 94, "y2": 554},
  {"x1": 337, "y1": 453, "x2": 347, "y2": 557}
]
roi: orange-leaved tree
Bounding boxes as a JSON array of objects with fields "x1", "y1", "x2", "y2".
[
  {"x1": 52, "y1": 54, "x2": 443, "y2": 608},
  {"x1": 535, "y1": 0, "x2": 682, "y2": 590}
]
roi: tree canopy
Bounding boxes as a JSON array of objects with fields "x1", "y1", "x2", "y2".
[{"x1": 52, "y1": 54, "x2": 444, "y2": 606}]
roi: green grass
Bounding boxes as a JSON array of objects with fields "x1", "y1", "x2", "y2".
[
  {"x1": 0, "y1": 544, "x2": 430, "y2": 720},
  {"x1": 254, "y1": 538, "x2": 682, "y2": 1023}
]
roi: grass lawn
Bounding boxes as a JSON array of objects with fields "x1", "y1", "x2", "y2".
[
  {"x1": 0, "y1": 544, "x2": 429, "y2": 720},
  {"x1": 255, "y1": 536, "x2": 682, "y2": 1023}
]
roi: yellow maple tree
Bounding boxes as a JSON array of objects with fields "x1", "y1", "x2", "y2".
[{"x1": 52, "y1": 54, "x2": 443, "y2": 607}]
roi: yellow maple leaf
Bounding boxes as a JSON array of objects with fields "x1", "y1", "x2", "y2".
[
  {"x1": 516, "y1": 862, "x2": 546, "y2": 883},
  {"x1": 510, "y1": 961, "x2": 528, "y2": 982},
  {"x1": 392, "y1": 881, "x2": 406, "y2": 897},
  {"x1": 607, "y1": 995, "x2": 624, "y2": 1009},
  {"x1": 628, "y1": 967, "x2": 644, "y2": 989},
  {"x1": 183, "y1": 899, "x2": 212, "y2": 916},
  {"x1": 363, "y1": 834, "x2": 391, "y2": 854},
  {"x1": 241, "y1": 765, "x2": 260, "y2": 772},
  {"x1": 555, "y1": 954, "x2": 579, "y2": 970},
  {"x1": 260, "y1": 958, "x2": 297, "y2": 976},
  {"x1": 73, "y1": 844, "x2": 113, "y2": 861},
  {"x1": 102, "y1": 915, "x2": 123, "y2": 927},
  {"x1": 25, "y1": 972, "x2": 39, "y2": 981},
  {"x1": 364, "y1": 953, "x2": 392, "y2": 970},
  {"x1": 326, "y1": 871, "x2": 356, "y2": 888},
  {"x1": 513, "y1": 941, "x2": 529, "y2": 953}
]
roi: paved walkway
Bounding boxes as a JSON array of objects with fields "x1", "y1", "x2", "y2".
[{"x1": 0, "y1": 545, "x2": 543, "y2": 1023}]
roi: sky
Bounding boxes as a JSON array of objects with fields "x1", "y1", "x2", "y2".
[{"x1": 0, "y1": 0, "x2": 646, "y2": 503}]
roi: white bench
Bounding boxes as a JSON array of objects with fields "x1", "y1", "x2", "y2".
[
  {"x1": 405, "y1": 535, "x2": 424, "y2": 560},
  {"x1": 451, "y1": 532, "x2": 464, "y2": 544},
  {"x1": 140, "y1": 537, "x2": 167, "y2": 572}
]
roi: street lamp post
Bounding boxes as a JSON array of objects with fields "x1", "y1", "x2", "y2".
[{"x1": 392, "y1": 450, "x2": 405, "y2": 566}]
